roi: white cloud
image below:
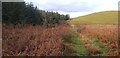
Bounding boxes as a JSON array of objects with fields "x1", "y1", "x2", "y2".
[{"x1": 24, "y1": 0, "x2": 119, "y2": 18}]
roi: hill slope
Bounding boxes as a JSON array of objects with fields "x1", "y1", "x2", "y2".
[{"x1": 70, "y1": 11, "x2": 118, "y2": 24}]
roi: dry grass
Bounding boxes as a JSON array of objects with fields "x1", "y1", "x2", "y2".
[
  {"x1": 2, "y1": 22, "x2": 119, "y2": 56},
  {"x1": 77, "y1": 24, "x2": 118, "y2": 56},
  {"x1": 2, "y1": 23, "x2": 70, "y2": 56}
]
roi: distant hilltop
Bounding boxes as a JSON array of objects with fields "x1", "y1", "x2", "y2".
[{"x1": 69, "y1": 11, "x2": 118, "y2": 24}]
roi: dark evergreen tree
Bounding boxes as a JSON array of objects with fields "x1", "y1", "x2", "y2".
[{"x1": 2, "y1": 2, "x2": 70, "y2": 25}]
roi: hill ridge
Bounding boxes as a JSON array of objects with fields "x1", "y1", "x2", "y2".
[{"x1": 70, "y1": 11, "x2": 118, "y2": 24}]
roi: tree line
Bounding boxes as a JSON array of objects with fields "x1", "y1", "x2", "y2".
[{"x1": 2, "y1": 2, "x2": 70, "y2": 25}]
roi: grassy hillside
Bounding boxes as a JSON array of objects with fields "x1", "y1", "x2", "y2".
[{"x1": 70, "y1": 11, "x2": 118, "y2": 24}]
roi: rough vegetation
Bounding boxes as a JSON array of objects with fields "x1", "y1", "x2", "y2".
[
  {"x1": 2, "y1": 23, "x2": 70, "y2": 56},
  {"x1": 76, "y1": 24, "x2": 118, "y2": 56}
]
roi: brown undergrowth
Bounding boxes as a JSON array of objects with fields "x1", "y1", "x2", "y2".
[
  {"x1": 2, "y1": 23, "x2": 71, "y2": 56},
  {"x1": 77, "y1": 24, "x2": 118, "y2": 56}
]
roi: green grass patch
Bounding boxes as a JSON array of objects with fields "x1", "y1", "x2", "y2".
[
  {"x1": 62, "y1": 32, "x2": 88, "y2": 56},
  {"x1": 86, "y1": 36, "x2": 109, "y2": 55},
  {"x1": 92, "y1": 39, "x2": 108, "y2": 55},
  {"x1": 71, "y1": 44, "x2": 88, "y2": 56},
  {"x1": 62, "y1": 32, "x2": 83, "y2": 45}
]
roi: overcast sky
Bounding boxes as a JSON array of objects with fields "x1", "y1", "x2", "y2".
[{"x1": 24, "y1": 0, "x2": 119, "y2": 18}]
